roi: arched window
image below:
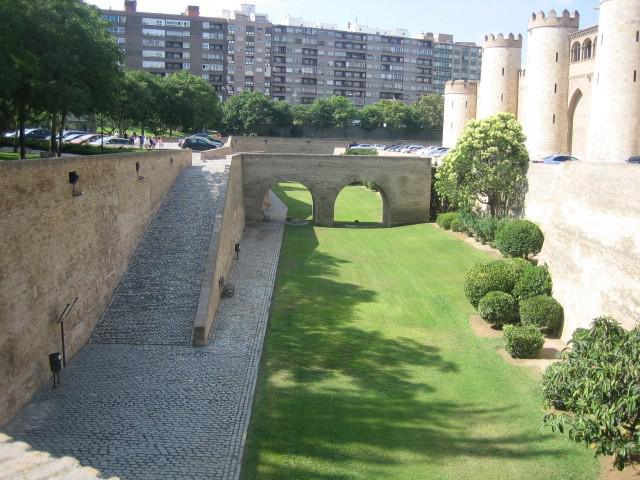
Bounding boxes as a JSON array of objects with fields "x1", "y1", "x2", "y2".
[
  {"x1": 593, "y1": 37, "x2": 597, "y2": 58},
  {"x1": 571, "y1": 42, "x2": 581, "y2": 62},
  {"x1": 582, "y1": 38, "x2": 592, "y2": 60}
]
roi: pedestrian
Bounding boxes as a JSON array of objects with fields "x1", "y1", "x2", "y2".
[
  {"x1": 144, "y1": 136, "x2": 150, "y2": 149},
  {"x1": 139, "y1": 133, "x2": 145, "y2": 148},
  {"x1": 129, "y1": 134, "x2": 135, "y2": 146},
  {"x1": 158, "y1": 137, "x2": 164, "y2": 149}
]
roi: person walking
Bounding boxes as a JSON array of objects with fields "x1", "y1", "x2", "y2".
[{"x1": 158, "y1": 137, "x2": 164, "y2": 149}]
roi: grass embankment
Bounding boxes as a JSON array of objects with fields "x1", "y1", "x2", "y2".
[
  {"x1": 0, "y1": 152, "x2": 39, "y2": 161},
  {"x1": 242, "y1": 183, "x2": 599, "y2": 480}
]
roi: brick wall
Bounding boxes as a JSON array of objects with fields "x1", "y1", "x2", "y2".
[{"x1": 0, "y1": 150, "x2": 191, "y2": 424}]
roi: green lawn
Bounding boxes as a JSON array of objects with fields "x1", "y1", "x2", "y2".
[
  {"x1": 242, "y1": 187, "x2": 599, "y2": 480},
  {"x1": 0, "y1": 152, "x2": 39, "y2": 161}
]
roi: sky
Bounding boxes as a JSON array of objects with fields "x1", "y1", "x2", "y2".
[{"x1": 87, "y1": 0, "x2": 600, "y2": 44}]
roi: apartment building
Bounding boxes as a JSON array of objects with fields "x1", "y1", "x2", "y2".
[
  {"x1": 103, "y1": 1, "x2": 227, "y2": 97},
  {"x1": 101, "y1": 1, "x2": 481, "y2": 104}
]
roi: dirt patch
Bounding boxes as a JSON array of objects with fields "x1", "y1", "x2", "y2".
[
  {"x1": 600, "y1": 458, "x2": 640, "y2": 479},
  {"x1": 469, "y1": 315, "x2": 503, "y2": 338}
]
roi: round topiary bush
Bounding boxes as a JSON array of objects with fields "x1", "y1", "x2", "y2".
[
  {"x1": 519, "y1": 295, "x2": 564, "y2": 335},
  {"x1": 503, "y1": 324, "x2": 544, "y2": 358},
  {"x1": 450, "y1": 218, "x2": 462, "y2": 232},
  {"x1": 464, "y1": 260, "x2": 517, "y2": 308},
  {"x1": 436, "y1": 212, "x2": 459, "y2": 230},
  {"x1": 512, "y1": 265, "x2": 552, "y2": 301},
  {"x1": 494, "y1": 219, "x2": 544, "y2": 258},
  {"x1": 478, "y1": 291, "x2": 518, "y2": 326},
  {"x1": 505, "y1": 257, "x2": 532, "y2": 282}
]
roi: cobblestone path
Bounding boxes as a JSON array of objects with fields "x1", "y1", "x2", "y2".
[{"x1": 4, "y1": 160, "x2": 286, "y2": 480}]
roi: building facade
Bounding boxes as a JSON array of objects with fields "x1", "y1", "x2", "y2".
[
  {"x1": 101, "y1": 1, "x2": 481, "y2": 105},
  {"x1": 444, "y1": 1, "x2": 640, "y2": 163}
]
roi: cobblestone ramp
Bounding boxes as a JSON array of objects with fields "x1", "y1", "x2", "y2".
[
  {"x1": 91, "y1": 166, "x2": 226, "y2": 345},
  {"x1": 4, "y1": 165, "x2": 287, "y2": 480}
]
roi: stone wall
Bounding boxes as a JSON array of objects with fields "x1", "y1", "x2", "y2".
[
  {"x1": 0, "y1": 150, "x2": 191, "y2": 425},
  {"x1": 525, "y1": 162, "x2": 640, "y2": 340},
  {"x1": 230, "y1": 136, "x2": 436, "y2": 155},
  {"x1": 192, "y1": 157, "x2": 245, "y2": 346},
  {"x1": 239, "y1": 153, "x2": 431, "y2": 227}
]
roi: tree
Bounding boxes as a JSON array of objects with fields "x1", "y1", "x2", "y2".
[
  {"x1": 378, "y1": 99, "x2": 419, "y2": 134},
  {"x1": 163, "y1": 71, "x2": 222, "y2": 134},
  {"x1": 292, "y1": 104, "x2": 311, "y2": 126},
  {"x1": 435, "y1": 113, "x2": 529, "y2": 216},
  {"x1": 412, "y1": 94, "x2": 444, "y2": 132},
  {"x1": 308, "y1": 97, "x2": 335, "y2": 134},
  {"x1": 542, "y1": 317, "x2": 640, "y2": 471},
  {"x1": 308, "y1": 96, "x2": 358, "y2": 135},
  {"x1": 359, "y1": 104, "x2": 384, "y2": 130}
]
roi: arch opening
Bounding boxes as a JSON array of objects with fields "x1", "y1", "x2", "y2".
[
  {"x1": 582, "y1": 38, "x2": 592, "y2": 60},
  {"x1": 568, "y1": 89, "x2": 588, "y2": 159},
  {"x1": 571, "y1": 41, "x2": 581, "y2": 62},
  {"x1": 332, "y1": 180, "x2": 387, "y2": 227},
  {"x1": 268, "y1": 181, "x2": 315, "y2": 223}
]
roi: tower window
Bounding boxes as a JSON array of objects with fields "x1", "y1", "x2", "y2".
[
  {"x1": 635, "y1": 70, "x2": 637, "y2": 82},
  {"x1": 552, "y1": 114, "x2": 556, "y2": 124},
  {"x1": 465, "y1": 100, "x2": 468, "y2": 107},
  {"x1": 501, "y1": 93, "x2": 504, "y2": 102},
  {"x1": 636, "y1": 31, "x2": 639, "y2": 42},
  {"x1": 554, "y1": 83, "x2": 557, "y2": 94},
  {"x1": 555, "y1": 52, "x2": 559, "y2": 62},
  {"x1": 502, "y1": 67, "x2": 505, "y2": 76}
]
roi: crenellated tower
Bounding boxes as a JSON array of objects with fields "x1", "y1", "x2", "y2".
[
  {"x1": 587, "y1": 0, "x2": 640, "y2": 162},
  {"x1": 443, "y1": 80, "x2": 478, "y2": 148},
  {"x1": 522, "y1": 9, "x2": 579, "y2": 160},
  {"x1": 477, "y1": 33, "x2": 522, "y2": 119}
]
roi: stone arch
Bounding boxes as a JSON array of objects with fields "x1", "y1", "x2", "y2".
[
  {"x1": 258, "y1": 177, "x2": 318, "y2": 223},
  {"x1": 329, "y1": 175, "x2": 391, "y2": 227},
  {"x1": 582, "y1": 38, "x2": 593, "y2": 60},
  {"x1": 571, "y1": 41, "x2": 581, "y2": 62},
  {"x1": 567, "y1": 88, "x2": 588, "y2": 159}
]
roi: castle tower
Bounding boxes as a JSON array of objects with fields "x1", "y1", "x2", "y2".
[
  {"x1": 443, "y1": 80, "x2": 478, "y2": 148},
  {"x1": 587, "y1": 0, "x2": 640, "y2": 163},
  {"x1": 477, "y1": 34, "x2": 522, "y2": 119},
  {"x1": 522, "y1": 10, "x2": 579, "y2": 160}
]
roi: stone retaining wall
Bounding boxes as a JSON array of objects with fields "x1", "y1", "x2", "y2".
[
  {"x1": 0, "y1": 150, "x2": 191, "y2": 424},
  {"x1": 229, "y1": 136, "x2": 435, "y2": 154},
  {"x1": 525, "y1": 162, "x2": 640, "y2": 340}
]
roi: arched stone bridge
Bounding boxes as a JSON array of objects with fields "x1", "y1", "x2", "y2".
[{"x1": 240, "y1": 153, "x2": 432, "y2": 227}]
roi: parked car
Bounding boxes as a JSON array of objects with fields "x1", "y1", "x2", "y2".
[
  {"x1": 62, "y1": 133, "x2": 86, "y2": 143},
  {"x1": 193, "y1": 130, "x2": 222, "y2": 138},
  {"x1": 534, "y1": 154, "x2": 580, "y2": 164},
  {"x1": 191, "y1": 133, "x2": 223, "y2": 146},
  {"x1": 24, "y1": 128, "x2": 51, "y2": 140},
  {"x1": 431, "y1": 147, "x2": 450, "y2": 158},
  {"x1": 384, "y1": 144, "x2": 401, "y2": 151},
  {"x1": 349, "y1": 144, "x2": 375, "y2": 150},
  {"x1": 69, "y1": 134, "x2": 102, "y2": 145},
  {"x1": 61, "y1": 130, "x2": 87, "y2": 140},
  {"x1": 625, "y1": 156, "x2": 640, "y2": 164},
  {"x1": 181, "y1": 136, "x2": 219, "y2": 151},
  {"x1": 87, "y1": 136, "x2": 130, "y2": 148}
]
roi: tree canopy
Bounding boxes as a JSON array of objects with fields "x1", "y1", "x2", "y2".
[{"x1": 435, "y1": 113, "x2": 529, "y2": 216}]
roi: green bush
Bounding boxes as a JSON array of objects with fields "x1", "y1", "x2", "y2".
[
  {"x1": 519, "y1": 295, "x2": 564, "y2": 335},
  {"x1": 458, "y1": 209, "x2": 479, "y2": 236},
  {"x1": 503, "y1": 324, "x2": 544, "y2": 358},
  {"x1": 478, "y1": 291, "x2": 518, "y2": 326},
  {"x1": 505, "y1": 257, "x2": 532, "y2": 282},
  {"x1": 494, "y1": 219, "x2": 544, "y2": 258},
  {"x1": 436, "y1": 211, "x2": 459, "y2": 230},
  {"x1": 543, "y1": 317, "x2": 639, "y2": 471},
  {"x1": 464, "y1": 260, "x2": 517, "y2": 308},
  {"x1": 512, "y1": 265, "x2": 552, "y2": 301},
  {"x1": 344, "y1": 148, "x2": 378, "y2": 155},
  {"x1": 476, "y1": 215, "x2": 499, "y2": 243},
  {"x1": 450, "y1": 218, "x2": 462, "y2": 232}
]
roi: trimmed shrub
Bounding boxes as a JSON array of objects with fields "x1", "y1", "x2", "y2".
[
  {"x1": 464, "y1": 260, "x2": 517, "y2": 308},
  {"x1": 512, "y1": 265, "x2": 552, "y2": 301},
  {"x1": 478, "y1": 291, "x2": 518, "y2": 326},
  {"x1": 520, "y1": 295, "x2": 564, "y2": 335},
  {"x1": 450, "y1": 218, "x2": 462, "y2": 232},
  {"x1": 436, "y1": 211, "x2": 459, "y2": 230},
  {"x1": 495, "y1": 219, "x2": 544, "y2": 258},
  {"x1": 459, "y1": 209, "x2": 479, "y2": 236},
  {"x1": 476, "y1": 215, "x2": 499, "y2": 243},
  {"x1": 503, "y1": 324, "x2": 544, "y2": 358},
  {"x1": 505, "y1": 257, "x2": 532, "y2": 282},
  {"x1": 344, "y1": 148, "x2": 378, "y2": 155}
]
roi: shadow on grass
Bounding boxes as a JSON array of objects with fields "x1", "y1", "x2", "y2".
[
  {"x1": 241, "y1": 226, "x2": 568, "y2": 480},
  {"x1": 272, "y1": 182, "x2": 313, "y2": 220}
]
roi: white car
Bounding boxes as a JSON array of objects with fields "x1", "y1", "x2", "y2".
[{"x1": 87, "y1": 136, "x2": 130, "y2": 148}]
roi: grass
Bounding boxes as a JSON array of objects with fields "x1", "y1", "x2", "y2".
[
  {"x1": 241, "y1": 186, "x2": 599, "y2": 479},
  {"x1": 0, "y1": 152, "x2": 39, "y2": 161}
]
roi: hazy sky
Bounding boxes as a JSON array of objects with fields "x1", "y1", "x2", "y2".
[{"x1": 88, "y1": 0, "x2": 600, "y2": 44}]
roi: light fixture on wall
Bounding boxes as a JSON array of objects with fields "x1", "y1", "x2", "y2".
[
  {"x1": 68, "y1": 171, "x2": 83, "y2": 197},
  {"x1": 136, "y1": 162, "x2": 144, "y2": 181}
]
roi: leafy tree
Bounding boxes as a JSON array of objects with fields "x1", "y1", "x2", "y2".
[
  {"x1": 378, "y1": 99, "x2": 419, "y2": 133},
  {"x1": 163, "y1": 71, "x2": 221, "y2": 134},
  {"x1": 308, "y1": 96, "x2": 357, "y2": 134},
  {"x1": 222, "y1": 91, "x2": 285, "y2": 135},
  {"x1": 271, "y1": 100, "x2": 292, "y2": 130},
  {"x1": 412, "y1": 94, "x2": 444, "y2": 132},
  {"x1": 543, "y1": 317, "x2": 640, "y2": 471},
  {"x1": 435, "y1": 113, "x2": 529, "y2": 216},
  {"x1": 359, "y1": 104, "x2": 384, "y2": 130},
  {"x1": 292, "y1": 104, "x2": 311, "y2": 126},
  {"x1": 308, "y1": 97, "x2": 335, "y2": 134}
]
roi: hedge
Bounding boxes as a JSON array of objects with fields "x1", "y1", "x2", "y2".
[
  {"x1": 478, "y1": 291, "x2": 518, "y2": 326},
  {"x1": 519, "y1": 295, "x2": 564, "y2": 335},
  {"x1": 450, "y1": 218, "x2": 462, "y2": 232},
  {"x1": 436, "y1": 211, "x2": 459, "y2": 230},
  {"x1": 344, "y1": 148, "x2": 378, "y2": 155},
  {"x1": 512, "y1": 265, "x2": 552, "y2": 301},
  {"x1": 464, "y1": 260, "x2": 517, "y2": 308},
  {"x1": 494, "y1": 219, "x2": 544, "y2": 258},
  {"x1": 503, "y1": 324, "x2": 544, "y2": 358}
]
